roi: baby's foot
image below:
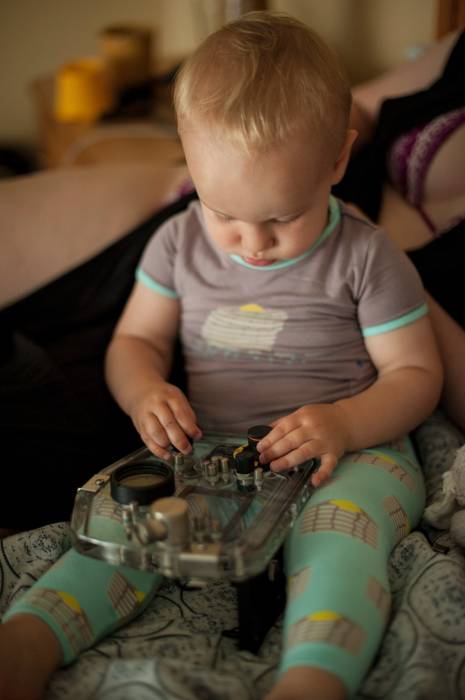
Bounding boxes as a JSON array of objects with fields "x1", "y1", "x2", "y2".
[{"x1": 0, "y1": 614, "x2": 62, "y2": 700}]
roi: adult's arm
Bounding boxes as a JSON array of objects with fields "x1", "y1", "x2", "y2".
[{"x1": 427, "y1": 295, "x2": 465, "y2": 432}]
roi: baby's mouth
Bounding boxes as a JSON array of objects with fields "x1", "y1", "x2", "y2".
[{"x1": 242, "y1": 256, "x2": 276, "y2": 266}]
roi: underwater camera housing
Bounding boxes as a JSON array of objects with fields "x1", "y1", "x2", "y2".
[{"x1": 71, "y1": 425, "x2": 318, "y2": 582}]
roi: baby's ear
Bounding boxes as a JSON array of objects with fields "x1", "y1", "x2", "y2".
[{"x1": 331, "y1": 129, "x2": 358, "y2": 185}]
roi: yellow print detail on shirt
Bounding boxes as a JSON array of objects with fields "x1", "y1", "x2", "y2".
[{"x1": 201, "y1": 303, "x2": 287, "y2": 353}]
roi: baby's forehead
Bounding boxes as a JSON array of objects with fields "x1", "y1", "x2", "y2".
[{"x1": 193, "y1": 148, "x2": 329, "y2": 224}]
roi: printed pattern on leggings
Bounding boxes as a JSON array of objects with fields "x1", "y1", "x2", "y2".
[
  {"x1": 3, "y1": 538, "x2": 161, "y2": 665},
  {"x1": 299, "y1": 499, "x2": 379, "y2": 546},
  {"x1": 280, "y1": 437, "x2": 425, "y2": 696},
  {"x1": 287, "y1": 611, "x2": 365, "y2": 655},
  {"x1": 18, "y1": 572, "x2": 149, "y2": 657},
  {"x1": 4, "y1": 437, "x2": 424, "y2": 688},
  {"x1": 17, "y1": 588, "x2": 95, "y2": 657}
]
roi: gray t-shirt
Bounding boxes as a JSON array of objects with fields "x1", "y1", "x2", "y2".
[{"x1": 137, "y1": 197, "x2": 427, "y2": 435}]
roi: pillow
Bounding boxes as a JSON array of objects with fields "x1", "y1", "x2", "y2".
[{"x1": 414, "y1": 410, "x2": 465, "y2": 527}]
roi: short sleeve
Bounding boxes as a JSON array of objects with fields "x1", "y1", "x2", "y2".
[
  {"x1": 355, "y1": 229, "x2": 428, "y2": 337},
  {"x1": 135, "y1": 214, "x2": 181, "y2": 299}
]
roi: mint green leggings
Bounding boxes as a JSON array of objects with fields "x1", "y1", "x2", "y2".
[{"x1": 4, "y1": 438, "x2": 424, "y2": 696}]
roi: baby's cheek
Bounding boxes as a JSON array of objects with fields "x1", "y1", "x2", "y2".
[
  {"x1": 208, "y1": 223, "x2": 237, "y2": 250},
  {"x1": 223, "y1": 227, "x2": 240, "y2": 246}
]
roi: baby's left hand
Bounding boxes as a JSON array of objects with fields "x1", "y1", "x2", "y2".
[{"x1": 257, "y1": 403, "x2": 350, "y2": 486}]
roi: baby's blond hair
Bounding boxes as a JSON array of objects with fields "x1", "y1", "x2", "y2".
[{"x1": 174, "y1": 11, "x2": 351, "y2": 156}]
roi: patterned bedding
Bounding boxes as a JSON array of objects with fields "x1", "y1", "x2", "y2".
[{"x1": 1, "y1": 412, "x2": 464, "y2": 700}]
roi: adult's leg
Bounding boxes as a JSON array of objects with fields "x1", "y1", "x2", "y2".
[
  {"x1": 406, "y1": 222, "x2": 465, "y2": 434},
  {"x1": 426, "y1": 295, "x2": 465, "y2": 433},
  {"x1": 0, "y1": 164, "x2": 189, "y2": 309}
]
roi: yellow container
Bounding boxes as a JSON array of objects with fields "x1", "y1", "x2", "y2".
[{"x1": 54, "y1": 57, "x2": 114, "y2": 123}]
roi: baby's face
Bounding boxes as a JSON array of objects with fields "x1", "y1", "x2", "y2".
[{"x1": 180, "y1": 125, "x2": 350, "y2": 266}]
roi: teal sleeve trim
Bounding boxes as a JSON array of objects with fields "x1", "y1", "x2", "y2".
[
  {"x1": 362, "y1": 303, "x2": 428, "y2": 337},
  {"x1": 136, "y1": 268, "x2": 179, "y2": 299}
]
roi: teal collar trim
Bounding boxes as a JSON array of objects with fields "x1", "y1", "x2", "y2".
[{"x1": 229, "y1": 195, "x2": 340, "y2": 271}]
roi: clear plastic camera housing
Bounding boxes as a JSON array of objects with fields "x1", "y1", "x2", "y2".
[{"x1": 71, "y1": 433, "x2": 316, "y2": 582}]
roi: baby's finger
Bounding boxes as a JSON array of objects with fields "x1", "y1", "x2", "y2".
[
  {"x1": 155, "y1": 403, "x2": 193, "y2": 454},
  {"x1": 140, "y1": 429, "x2": 171, "y2": 461},
  {"x1": 311, "y1": 453, "x2": 338, "y2": 487},
  {"x1": 142, "y1": 413, "x2": 171, "y2": 447},
  {"x1": 258, "y1": 424, "x2": 303, "y2": 465},
  {"x1": 256, "y1": 421, "x2": 288, "y2": 454},
  {"x1": 140, "y1": 415, "x2": 171, "y2": 458},
  {"x1": 267, "y1": 438, "x2": 317, "y2": 472},
  {"x1": 167, "y1": 395, "x2": 202, "y2": 441}
]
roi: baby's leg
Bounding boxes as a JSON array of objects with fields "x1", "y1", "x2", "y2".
[
  {"x1": 267, "y1": 438, "x2": 425, "y2": 700},
  {"x1": 0, "y1": 614, "x2": 62, "y2": 700},
  {"x1": 0, "y1": 548, "x2": 162, "y2": 700}
]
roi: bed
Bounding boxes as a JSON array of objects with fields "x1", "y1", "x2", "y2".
[{"x1": 1, "y1": 411, "x2": 464, "y2": 700}]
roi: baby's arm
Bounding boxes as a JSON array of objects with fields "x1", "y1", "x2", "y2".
[
  {"x1": 105, "y1": 282, "x2": 201, "y2": 458},
  {"x1": 258, "y1": 315, "x2": 443, "y2": 485}
]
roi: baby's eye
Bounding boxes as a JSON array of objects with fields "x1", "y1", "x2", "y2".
[
  {"x1": 274, "y1": 214, "x2": 299, "y2": 225},
  {"x1": 216, "y1": 212, "x2": 233, "y2": 222}
]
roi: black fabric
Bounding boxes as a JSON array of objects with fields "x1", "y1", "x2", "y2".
[
  {"x1": 407, "y1": 219, "x2": 465, "y2": 328},
  {"x1": 332, "y1": 141, "x2": 383, "y2": 222},
  {"x1": 333, "y1": 30, "x2": 465, "y2": 321},
  {"x1": 334, "y1": 30, "x2": 465, "y2": 220},
  {"x1": 0, "y1": 190, "x2": 197, "y2": 529}
]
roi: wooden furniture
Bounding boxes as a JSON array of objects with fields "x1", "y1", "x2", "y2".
[
  {"x1": 437, "y1": 0, "x2": 465, "y2": 36},
  {"x1": 30, "y1": 61, "x2": 184, "y2": 169}
]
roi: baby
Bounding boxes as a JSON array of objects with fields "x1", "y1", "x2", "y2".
[{"x1": 0, "y1": 12, "x2": 442, "y2": 700}]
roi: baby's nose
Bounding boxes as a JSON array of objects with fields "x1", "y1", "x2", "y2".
[{"x1": 242, "y1": 225, "x2": 274, "y2": 254}]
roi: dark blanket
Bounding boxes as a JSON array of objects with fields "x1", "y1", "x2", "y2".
[{"x1": 0, "y1": 191, "x2": 196, "y2": 529}]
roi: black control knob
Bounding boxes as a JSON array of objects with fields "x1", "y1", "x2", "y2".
[
  {"x1": 247, "y1": 425, "x2": 272, "y2": 452},
  {"x1": 234, "y1": 448, "x2": 256, "y2": 474},
  {"x1": 247, "y1": 425, "x2": 272, "y2": 471}
]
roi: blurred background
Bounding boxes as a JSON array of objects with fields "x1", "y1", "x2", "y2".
[{"x1": 0, "y1": 0, "x2": 458, "y2": 175}]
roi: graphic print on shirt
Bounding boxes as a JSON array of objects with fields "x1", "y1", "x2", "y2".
[{"x1": 201, "y1": 303, "x2": 287, "y2": 353}]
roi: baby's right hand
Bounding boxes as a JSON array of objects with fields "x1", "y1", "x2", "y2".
[{"x1": 129, "y1": 381, "x2": 202, "y2": 459}]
